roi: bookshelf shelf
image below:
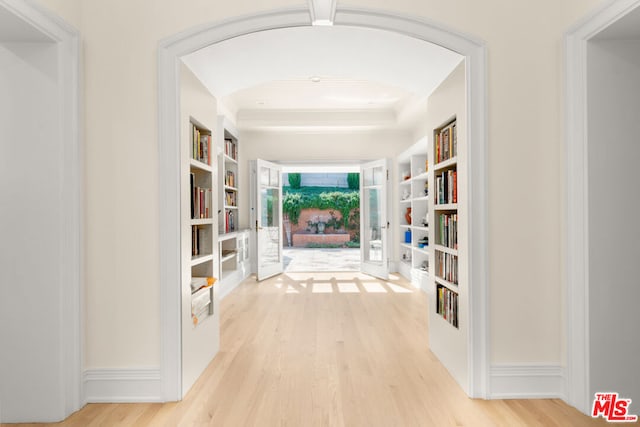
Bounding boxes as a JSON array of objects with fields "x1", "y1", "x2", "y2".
[
  {"x1": 434, "y1": 156, "x2": 457, "y2": 171},
  {"x1": 414, "y1": 247, "x2": 430, "y2": 256},
  {"x1": 434, "y1": 244, "x2": 457, "y2": 256},
  {"x1": 190, "y1": 158, "x2": 213, "y2": 172},
  {"x1": 223, "y1": 154, "x2": 237, "y2": 164},
  {"x1": 413, "y1": 171, "x2": 429, "y2": 180},
  {"x1": 220, "y1": 251, "x2": 237, "y2": 263},
  {"x1": 191, "y1": 253, "x2": 214, "y2": 267},
  {"x1": 434, "y1": 203, "x2": 458, "y2": 211},
  {"x1": 191, "y1": 218, "x2": 214, "y2": 226},
  {"x1": 434, "y1": 275, "x2": 457, "y2": 289}
]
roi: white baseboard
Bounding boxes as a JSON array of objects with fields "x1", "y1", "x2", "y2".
[
  {"x1": 83, "y1": 368, "x2": 162, "y2": 403},
  {"x1": 489, "y1": 364, "x2": 565, "y2": 399}
]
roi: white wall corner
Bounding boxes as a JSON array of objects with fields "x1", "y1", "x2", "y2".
[
  {"x1": 83, "y1": 369, "x2": 163, "y2": 403},
  {"x1": 489, "y1": 364, "x2": 566, "y2": 399}
]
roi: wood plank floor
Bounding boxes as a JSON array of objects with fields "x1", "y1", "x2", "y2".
[{"x1": 11, "y1": 272, "x2": 606, "y2": 426}]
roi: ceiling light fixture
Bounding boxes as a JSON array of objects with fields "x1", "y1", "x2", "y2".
[{"x1": 310, "y1": 76, "x2": 321, "y2": 83}]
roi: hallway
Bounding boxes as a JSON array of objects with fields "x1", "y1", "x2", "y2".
[{"x1": 53, "y1": 272, "x2": 603, "y2": 426}]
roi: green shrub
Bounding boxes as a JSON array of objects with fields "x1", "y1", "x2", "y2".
[
  {"x1": 288, "y1": 173, "x2": 301, "y2": 189},
  {"x1": 347, "y1": 172, "x2": 360, "y2": 190},
  {"x1": 282, "y1": 188, "x2": 359, "y2": 228}
]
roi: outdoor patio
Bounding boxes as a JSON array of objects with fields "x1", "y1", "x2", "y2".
[{"x1": 283, "y1": 247, "x2": 360, "y2": 272}]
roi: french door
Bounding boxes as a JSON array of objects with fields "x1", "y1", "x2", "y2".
[
  {"x1": 360, "y1": 159, "x2": 390, "y2": 280},
  {"x1": 253, "y1": 159, "x2": 283, "y2": 281}
]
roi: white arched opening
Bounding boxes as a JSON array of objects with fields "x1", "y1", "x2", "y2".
[{"x1": 158, "y1": 6, "x2": 488, "y2": 401}]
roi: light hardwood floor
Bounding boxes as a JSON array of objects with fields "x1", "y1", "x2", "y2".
[{"x1": 12, "y1": 272, "x2": 606, "y2": 426}]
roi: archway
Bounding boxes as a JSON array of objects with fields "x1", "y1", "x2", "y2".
[{"x1": 158, "y1": 6, "x2": 488, "y2": 401}]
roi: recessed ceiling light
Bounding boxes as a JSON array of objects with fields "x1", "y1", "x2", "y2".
[{"x1": 310, "y1": 76, "x2": 321, "y2": 83}]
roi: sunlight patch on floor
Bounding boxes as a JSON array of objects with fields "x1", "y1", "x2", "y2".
[
  {"x1": 361, "y1": 282, "x2": 387, "y2": 293},
  {"x1": 386, "y1": 282, "x2": 413, "y2": 293},
  {"x1": 337, "y1": 282, "x2": 360, "y2": 293},
  {"x1": 312, "y1": 283, "x2": 333, "y2": 293}
]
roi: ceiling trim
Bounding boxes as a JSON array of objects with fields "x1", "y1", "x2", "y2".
[{"x1": 308, "y1": 0, "x2": 337, "y2": 26}]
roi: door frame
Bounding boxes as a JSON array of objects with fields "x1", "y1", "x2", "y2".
[
  {"x1": 0, "y1": 0, "x2": 82, "y2": 418},
  {"x1": 564, "y1": 0, "x2": 640, "y2": 414},
  {"x1": 158, "y1": 7, "x2": 489, "y2": 400}
]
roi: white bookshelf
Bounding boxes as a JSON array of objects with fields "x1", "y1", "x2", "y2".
[
  {"x1": 427, "y1": 114, "x2": 471, "y2": 396},
  {"x1": 218, "y1": 116, "x2": 239, "y2": 236},
  {"x1": 188, "y1": 118, "x2": 216, "y2": 326},
  {"x1": 397, "y1": 137, "x2": 431, "y2": 290},
  {"x1": 216, "y1": 116, "x2": 251, "y2": 298}
]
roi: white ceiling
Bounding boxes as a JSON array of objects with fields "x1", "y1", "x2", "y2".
[
  {"x1": 181, "y1": 25, "x2": 463, "y2": 131},
  {"x1": 593, "y1": 5, "x2": 640, "y2": 40},
  {"x1": 0, "y1": 6, "x2": 54, "y2": 43}
]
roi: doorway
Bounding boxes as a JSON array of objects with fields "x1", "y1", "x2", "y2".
[
  {"x1": 0, "y1": 1, "x2": 81, "y2": 422},
  {"x1": 158, "y1": 8, "x2": 489, "y2": 401},
  {"x1": 281, "y1": 165, "x2": 361, "y2": 273},
  {"x1": 565, "y1": 0, "x2": 640, "y2": 413}
]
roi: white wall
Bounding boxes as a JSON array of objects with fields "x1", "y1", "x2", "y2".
[
  {"x1": 33, "y1": 0, "x2": 606, "y2": 389},
  {"x1": 0, "y1": 42, "x2": 65, "y2": 422},
  {"x1": 180, "y1": 64, "x2": 220, "y2": 396},
  {"x1": 587, "y1": 39, "x2": 640, "y2": 403}
]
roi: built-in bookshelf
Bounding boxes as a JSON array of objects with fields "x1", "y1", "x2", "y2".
[
  {"x1": 396, "y1": 64, "x2": 466, "y2": 393},
  {"x1": 397, "y1": 137, "x2": 430, "y2": 288},
  {"x1": 433, "y1": 118, "x2": 458, "y2": 328},
  {"x1": 216, "y1": 116, "x2": 251, "y2": 297},
  {"x1": 218, "y1": 119, "x2": 239, "y2": 235},
  {"x1": 188, "y1": 119, "x2": 215, "y2": 327}
]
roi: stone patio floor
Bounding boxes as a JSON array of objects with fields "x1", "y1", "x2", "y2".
[{"x1": 283, "y1": 247, "x2": 360, "y2": 272}]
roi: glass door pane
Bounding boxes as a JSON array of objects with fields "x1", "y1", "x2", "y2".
[
  {"x1": 360, "y1": 159, "x2": 389, "y2": 280},
  {"x1": 256, "y1": 160, "x2": 283, "y2": 280}
]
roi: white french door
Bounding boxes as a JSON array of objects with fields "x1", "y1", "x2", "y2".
[
  {"x1": 360, "y1": 159, "x2": 390, "y2": 280},
  {"x1": 253, "y1": 159, "x2": 283, "y2": 281}
]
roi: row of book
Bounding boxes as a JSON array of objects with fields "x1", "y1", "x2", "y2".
[
  {"x1": 224, "y1": 138, "x2": 237, "y2": 161},
  {"x1": 437, "y1": 212, "x2": 458, "y2": 249},
  {"x1": 224, "y1": 190, "x2": 237, "y2": 207},
  {"x1": 191, "y1": 225, "x2": 211, "y2": 257},
  {"x1": 224, "y1": 210, "x2": 236, "y2": 233},
  {"x1": 225, "y1": 170, "x2": 236, "y2": 188},
  {"x1": 435, "y1": 169, "x2": 457, "y2": 205},
  {"x1": 435, "y1": 121, "x2": 457, "y2": 164},
  {"x1": 435, "y1": 251, "x2": 458, "y2": 285},
  {"x1": 436, "y1": 284, "x2": 459, "y2": 328},
  {"x1": 190, "y1": 173, "x2": 212, "y2": 219},
  {"x1": 192, "y1": 124, "x2": 211, "y2": 165}
]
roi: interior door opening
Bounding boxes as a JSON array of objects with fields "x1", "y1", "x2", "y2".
[{"x1": 281, "y1": 165, "x2": 362, "y2": 273}]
